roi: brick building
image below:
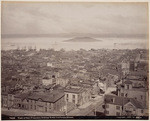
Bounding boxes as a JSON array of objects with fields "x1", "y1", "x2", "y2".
[{"x1": 64, "y1": 86, "x2": 91, "y2": 107}]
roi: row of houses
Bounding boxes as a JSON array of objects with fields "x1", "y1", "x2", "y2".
[
  {"x1": 104, "y1": 95, "x2": 146, "y2": 116},
  {"x1": 104, "y1": 54, "x2": 148, "y2": 116},
  {"x1": 2, "y1": 90, "x2": 65, "y2": 113},
  {"x1": 117, "y1": 74, "x2": 148, "y2": 107},
  {"x1": 2, "y1": 77, "x2": 100, "y2": 114}
]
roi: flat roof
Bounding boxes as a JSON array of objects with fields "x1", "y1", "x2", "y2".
[{"x1": 64, "y1": 87, "x2": 86, "y2": 94}]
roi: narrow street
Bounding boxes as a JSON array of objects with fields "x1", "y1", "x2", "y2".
[
  {"x1": 67, "y1": 86, "x2": 116, "y2": 116},
  {"x1": 68, "y1": 95, "x2": 104, "y2": 116},
  {"x1": 2, "y1": 87, "x2": 115, "y2": 117}
]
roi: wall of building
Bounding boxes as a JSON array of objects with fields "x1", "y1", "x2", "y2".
[
  {"x1": 124, "y1": 104, "x2": 144, "y2": 116},
  {"x1": 65, "y1": 89, "x2": 91, "y2": 107},
  {"x1": 28, "y1": 99, "x2": 54, "y2": 112},
  {"x1": 136, "y1": 109, "x2": 145, "y2": 116},
  {"x1": 7, "y1": 94, "x2": 14, "y2": 108},
  {"x1": 53, "y1": 96, "x2": 65, "y2": 111},
  {"x1": 2, "y1": 95, "x2": 8, "y2": 108},
  {"x1": 42, "y1": 79, "x2": 53, "y2": 86},
  {"x1": 123, "y1": 102, "x2": 137, "y2": 116},
  {"x1": 120, "y1": 89, "x2": 146, "y2": 106},
  {"x1": 121, "y1": 62, "x2": 130, "y2": 76},
  {"x1": 130, "y1": 80, "x2": 146, "y2": 88},
  {"x1": 14, "y1": 97, "x2": 22, "y2": 109},
  {"x1": 124, "y1": 84, "x2": 132, "y2": 90},
  {"x1": 65, "y1": 92, "x2": 78, "y2": 105},
  {"x1": 81, "y1": 90, "x2": 91, "y2": 104},
  {"x1": 2, "y1": 92, "x2": 65, "y2": 113},
  {"x1": 105, "y1": 104, "x2": 122, "y2": 116},
  {"x1": 56, "y1": 78, "x2": 69, "y2": 87}
]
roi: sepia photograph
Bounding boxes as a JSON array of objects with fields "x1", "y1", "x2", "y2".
[{"x1": 1, "y1": 1, "x2": 149, "y2": 120}]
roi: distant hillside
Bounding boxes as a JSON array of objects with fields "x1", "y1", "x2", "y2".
[{"x1": 64, "y1": 37, "x2": 102, "y2": 42}]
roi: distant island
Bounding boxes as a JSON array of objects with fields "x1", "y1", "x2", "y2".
[{"x1": 63, "y1": 37, "x2": 102, "y2": 42}]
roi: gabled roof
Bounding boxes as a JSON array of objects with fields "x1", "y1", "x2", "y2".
[
  {"x1": 124, "y1": 99, "x2": 143, "y2": 109},
  {"x1": 28, "y1": 91, "x2": 65, "y2": 103},
  {"x1": 64, "y1": 86, "x2": 86, "y2": 94},
  {"x1": 129, "y1": 71, "x2": 147, "y2": 77},
  {"x1": 124, "y1": 80, "x2": 132, "y2": 84},
  {"x1": 105, "y1": 95, "x2": 144, "y2": 109},
  {"x1": 14, "y1": 92, "x2": 30, "y2": 100},
  {"x1": 105, "y1": 95, "x2": 123, "y2": 106},
  {"x1": 127, "y1": 75, "x2": 146, "y2": 81}
]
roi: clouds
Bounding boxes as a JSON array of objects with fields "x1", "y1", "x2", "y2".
[{"x1": 1, "y1": 2, "x2": 148, "y2": 36}]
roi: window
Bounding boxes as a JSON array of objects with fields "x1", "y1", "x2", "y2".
[
  {"x1": 127, "y1": 85, "x2": 129, "y2": 89},
  {"x1": 66, "y1": 94, "x2": 69, "y2": 102},
  {"x1": 116, "y1": 106, "x2": 120, "y2": 110},
  {"x1": 72, "y1": 95, "x2": 76, "y2": 104},
  {"x1": 52, "y1": 75, "x2": 55, "y2": 78},
  {"x1": 73, "y1": 99, "x2": 75, "y2": 104},
  {"x1": 105, "y1": 110, "x2": 109, "y2": 114},
  {"x1": 105, "y1": 104, "x2": 109, "y2": 108},
  {"x1": 141, "y1": 110, "x2": 143, "y2": 113},
  {"x1": 116, "y1": 112, "x2": 120, "y2": 116},
  {"x1": 73, "y1": 95, "x2": 75, "y2": 99},
  {"x1": 49, "y1": 103, "x2": 52, "y2": 109},
  {"x1": 66, "y1": 94, "x2": 69, "y2": 98},
  {"x1": 45, "y1": 107, "x2": 47, "y2": 112},
  {"x1": 121, "y1": 93, "x2": 124, "y2": 97},
  {"x1": 141, "y1": 95, "x2": 143, "y2": 100},
  {"x1": 77, "y1": 94, "x2": 80, "y2": 99},
  {"x1": 72, "y1": 95, "x2": 75, "y2": 103}
]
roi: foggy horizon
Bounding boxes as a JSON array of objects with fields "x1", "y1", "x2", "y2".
[{"x1": 2, "y1": 2, "x2": 148, "y2": 36}]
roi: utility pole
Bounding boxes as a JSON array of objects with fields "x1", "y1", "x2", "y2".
[
  {"x1": 95, "y1": 104, "x2": 96, "y2": 116},
  {"x1": 65, "y1": 98, "x2": 67, "y2": 116},
  {"x1": 122, "y1": 77, "x2": 124, "y2": 116}
]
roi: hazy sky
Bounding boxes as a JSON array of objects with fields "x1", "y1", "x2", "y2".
[{"x1": 1, "y1": 2, "x2": 148, "y2": 36}]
